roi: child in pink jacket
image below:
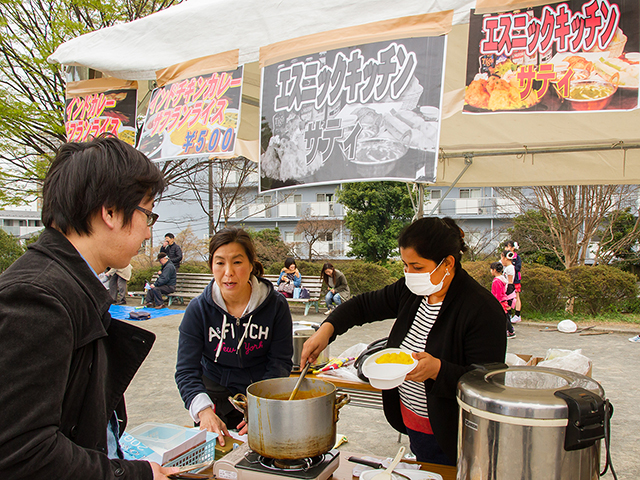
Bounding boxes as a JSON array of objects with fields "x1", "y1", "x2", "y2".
[{"x1": 490, "y1": 262, "x2": 516, "y2": 338}]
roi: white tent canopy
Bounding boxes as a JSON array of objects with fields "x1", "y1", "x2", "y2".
[{"x1": 49, "y1": 0, "x2": 640, "y2": 187}]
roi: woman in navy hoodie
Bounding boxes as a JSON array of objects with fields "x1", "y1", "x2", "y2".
[{"x1": 175, "y1": 228, "x2": 293, "y2": 446}]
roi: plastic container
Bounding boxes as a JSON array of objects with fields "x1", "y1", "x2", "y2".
[
  {"x1": 164, "y1": 439, "x2": 217, "y2": 469},
  {"x1": 361, "y1": 348, "x2": 417, "y2": 389},
  {"x1": 127, "y1": 423, "x2": 207, "y2": 464}
]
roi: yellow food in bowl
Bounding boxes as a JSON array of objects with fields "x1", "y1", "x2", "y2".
[{"x1": 376, "y1": 352, "x2": 413, "y2": 364}]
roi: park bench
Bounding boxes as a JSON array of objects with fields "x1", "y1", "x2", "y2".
[
  {"x1": 263, "y1": 274, "x2": 323, "y2": 316},
  {"x1": 129, "y1": 272, "x2": 214, "y2": 306}
]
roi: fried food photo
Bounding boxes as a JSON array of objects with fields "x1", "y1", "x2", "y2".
[{"x1": 465, "y1": 72, "x2": 538, "y2": 111}]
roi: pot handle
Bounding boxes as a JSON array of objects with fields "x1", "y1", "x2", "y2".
[
  {"x1": 333, "y1": 394, "x2": 350, "y2": 422},
  {"x1": 229, "y1": 393, "x2": 247, "y2": 415}
]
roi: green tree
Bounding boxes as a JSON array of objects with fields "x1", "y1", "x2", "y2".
[
  {"x1": 0, "y1": 229, "x2": 25, "y2": 272},
  {"x1": 0, "y1": 0, "x2": 183, "y2": 206},
  {"x1": 337, "y1": 182, "x2": 413, "y2": 263},
  {"x1": 508, "y1": 209, "x2": 566, "y2": 270},
  {"x1": 596, "y1": 208, "x2": 640, "y2": 267},
  {"x1": 249, "y1": 228, "x2": 291, "y2": 272}
]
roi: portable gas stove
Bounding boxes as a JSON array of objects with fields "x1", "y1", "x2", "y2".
[{"x1": 213, "y1": 442, "x2": 340, "y2": 480}]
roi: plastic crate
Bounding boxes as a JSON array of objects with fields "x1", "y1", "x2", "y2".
[{"x1": 164, "y1": 438, "x2": 217, "y2": 470}]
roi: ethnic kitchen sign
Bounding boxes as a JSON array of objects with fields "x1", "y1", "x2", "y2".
[
  {"x1": 260, "y1": 36, "x2": 445, "y2": 191},
  {"x1": 65, "y1": 79, "x2": 137, "y2": 145},
  {"x1": 137, "y1": 67, "x2": 243, "y2": 160},
  {"x1": 464, "y1": 0, "x2": 639, "y2": 113}
]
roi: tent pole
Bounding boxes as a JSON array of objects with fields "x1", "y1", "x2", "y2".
[
  {"x1": 430, "y1": 154, "x2": 473, "y2": 214},
  {"x1": 413, "y1": 184, "x2": 424, "y2": 220},
  {"x1": 439, "y1": 143, "x2": 640, "y2": 160}
]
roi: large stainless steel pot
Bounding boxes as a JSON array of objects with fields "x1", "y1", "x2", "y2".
[
  {"x1": 457, "y1": 366, "x2": 606, "y2": 480},
  {"x1": 292, "y1": 322, "x2": 329, "y2": 371},
  {"x1": 230, "y1": 377, "x2": 349, "y2": 459}
]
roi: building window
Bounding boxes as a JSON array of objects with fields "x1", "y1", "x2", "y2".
[
  {"x1": 317, "y1": 193, "x2": 333, "y2": 202},
  {"x1": 460, "y1": 188, "x2": 481, "y2": 199},
  {"x1": 3, "y1": 219, "x2": 14, "y2": 226},
  {"x1": 427, "y1": 189, "x2": 441, "y2": 200}
]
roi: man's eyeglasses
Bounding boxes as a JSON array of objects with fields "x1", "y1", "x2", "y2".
[{"x1": 135, "y1": 206, "x2": 159, "y2": 227}]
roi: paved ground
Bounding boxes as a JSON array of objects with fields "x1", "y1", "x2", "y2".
[{"x1": 123, "y1": 303, "x2": 640, "y2": 479}]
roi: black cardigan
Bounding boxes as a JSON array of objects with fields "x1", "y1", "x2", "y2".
[{"x1": 325, "y1": 266, "x2": 506, "y2": 462}]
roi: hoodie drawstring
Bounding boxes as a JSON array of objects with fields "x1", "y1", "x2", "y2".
[
  {"x1": 237, "y1": 315, "x2": 253, "y2": 355},
  {"x1": 215, "y1": 314, "x2": 227, "y2": 362}
]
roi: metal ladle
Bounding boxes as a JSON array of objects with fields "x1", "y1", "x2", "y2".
[{"x1": 288, "y1": 361, "x2": 311, "y2": 400}]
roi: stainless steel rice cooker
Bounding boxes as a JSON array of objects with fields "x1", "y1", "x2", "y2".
[
  {"x1": 457, "y1": 365, "x2": 608, "y2": 480},
  {"x1": 292, "y1": 322, "x2": 329, "y2": 371}
]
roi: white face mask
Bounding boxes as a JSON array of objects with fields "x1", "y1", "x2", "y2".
[{"x1": 404, "y1": 259, "x2": 450, "y2": 296}]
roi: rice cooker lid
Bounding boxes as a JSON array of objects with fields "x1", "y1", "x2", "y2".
[{"x1": 457, "y1": 366, "x2": 604, "y2": 420}]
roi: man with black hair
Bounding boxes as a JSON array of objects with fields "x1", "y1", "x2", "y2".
[
  {"x1": 160, "y1": 232, "x2": 182, "y2": 270},
  {"x1": 145, "y1": 252, "x2": 177, "y2": 308},
  {"x1": 0, "y1": 136, "x2": 179, "y2": 480}
]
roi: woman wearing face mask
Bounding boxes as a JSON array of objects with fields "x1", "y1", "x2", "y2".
[{"x1": 300, "y1": 217, "x2": 506, "y2": 466}]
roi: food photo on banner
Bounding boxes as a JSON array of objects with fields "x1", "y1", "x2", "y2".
[
  {"x1": 464, "y1": 0, "x2": 639, "y2": 113},
  {"x1": 137, "y1": 54, "x2": 243, "y2": 161},
  {"x1": 259, "y1": 35, "x2": 446, "y2": 191},
  {"x1": 64, "y1": 78, "x2": 138, "y2": 145}
]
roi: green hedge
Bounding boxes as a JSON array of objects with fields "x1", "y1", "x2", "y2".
[
  {"x1": 462, "y1": 260, "x2": 494, "y2": 291},
  {"x1": 566, "y1": 265, "x2": 638, "y2": 315},
  {"x1": 463, "y1": 260, "x2": 638, "y2": 315},
  {"x1": 264, "y1": 259, "x2": 399, "y2": 296},
  {"x1": 129, "y1": 266, "x2": 159, "y2": 291},
  {"x1": 520, "y1": 264, "x2": 569, "y2": 314},
  {"x1": 340, "y1": 260, "x2": 398, "y2": 296}
]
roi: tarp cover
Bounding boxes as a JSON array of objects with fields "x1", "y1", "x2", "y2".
[{"x1": 49, "y1": 0, "x2": 640, "y2": 187}]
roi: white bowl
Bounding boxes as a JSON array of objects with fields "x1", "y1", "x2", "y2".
[
  {"x1": 361, "y1": 468, "x2": 443, "y2": 480},
  {"x1": 362, "y1": 348, "x2": 418, "y2": 390}
]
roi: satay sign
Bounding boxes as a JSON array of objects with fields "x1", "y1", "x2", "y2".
[
  {"x1": 137, "y1": 67, "x2": 243, "y2": 160},
  {"x1": 464, "y1": 0, "x2": 639, "y2": 113},
  {"x1": 260, "y1": 36, "x2": 446, "y2": 191}
]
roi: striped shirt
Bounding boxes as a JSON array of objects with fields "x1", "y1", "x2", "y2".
[{"x1": 398, "y1": 298, "x2": 441, "y2": 418}]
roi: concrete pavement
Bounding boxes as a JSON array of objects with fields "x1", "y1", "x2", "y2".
[{"x1": 123, "y1": 304, "x2": 640, "y2": 479}]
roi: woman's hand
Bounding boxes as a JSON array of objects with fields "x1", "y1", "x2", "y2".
[
  {"x1": 198, "y1": 407, "x2": 230, "y2": 446},
  {"x1": 300, "y1": 323, "x2": 334, "y2": 366},
  {"x1": 236, "y1": 419, "x2": 248, "y2": 435},
  {"x1": 330, "y1": 288, "x2": 335, "y2": 294},
  {"x1": 149, "y1": 462, "x2": 180, "y2": 479},
  {"x1": 405, "y1": 352, "x2": 441, "y2": 383}
]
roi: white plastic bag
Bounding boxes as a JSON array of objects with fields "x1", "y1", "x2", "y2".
[
  {"x1": 538, "y1": 348, "x2": 591, "y2": 376},
  {"x1": 317, "y1": 343, "x2": 369, "y2": 383}
]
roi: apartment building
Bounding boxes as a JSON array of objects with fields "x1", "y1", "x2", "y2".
[{"x1": 0, "y1": 210, "x2": 43, "y2": 241}]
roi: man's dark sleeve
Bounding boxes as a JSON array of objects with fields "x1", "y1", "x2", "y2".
[{"x1": 173, "y1": 244, "x2": 183, "y2": 265}]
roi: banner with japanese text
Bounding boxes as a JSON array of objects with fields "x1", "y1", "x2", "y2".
[
  {"x1": 137, "y1": 67, "x2": 243, "y2": 160},
  {"x1": 65, "y1": 79, "x2": 138, "y2": 145},
  {"x1": 260, "y1": 36, "x2": 446, "y2": 191},
  {"x1": 464, "y1": 0, "x2": 639, "y2": 113}
]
